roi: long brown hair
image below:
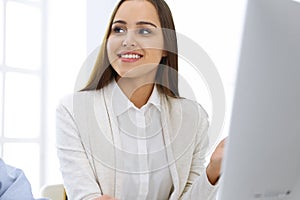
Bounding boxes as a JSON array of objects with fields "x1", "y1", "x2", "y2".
[{"x1": 82, "y1": 0, "x2": 179, "y2": 97}]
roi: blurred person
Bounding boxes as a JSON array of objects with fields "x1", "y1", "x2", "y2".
[{"x1": 0, "y1": 158, "x2": 48, "y2": 200}]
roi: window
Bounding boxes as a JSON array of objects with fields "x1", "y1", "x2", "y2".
[{"x1": 0, "y1": 0, "x2": 47, "y2": 196}]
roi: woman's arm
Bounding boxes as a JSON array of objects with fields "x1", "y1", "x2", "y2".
[
  {"x1": 206, "y1": 138, "x2": 226, "y2": 185},
  {"x1": 56, "y1": 102, "x2": 102, "y2": 200}
]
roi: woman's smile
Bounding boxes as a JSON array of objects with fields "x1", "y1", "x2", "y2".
[{"x1": 117, "y1": 51, "x2": 143, "y2": 63}]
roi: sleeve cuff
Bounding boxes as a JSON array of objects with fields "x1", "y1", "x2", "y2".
[{"x1": 190, "y1": 169, "x2": 219, "y2": 199}]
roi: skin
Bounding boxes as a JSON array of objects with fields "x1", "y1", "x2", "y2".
[
  {"x1": 106, "y1": 0, "x2": 166, "y2": 108},
  {"x1": 206, "y1": 138, "x2": 227, "y2": 184},
  {"x1": 96, "y1": 0, "x2": 225, "y2": 199}
]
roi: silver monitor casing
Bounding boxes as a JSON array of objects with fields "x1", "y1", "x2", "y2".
[{"x1": 219, "y1": 0, "x2": 300, "y2": 199}]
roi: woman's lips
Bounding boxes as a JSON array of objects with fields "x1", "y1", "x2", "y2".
[{"x1": 117, "y1": 51, "x2": 143, "y2": 63}]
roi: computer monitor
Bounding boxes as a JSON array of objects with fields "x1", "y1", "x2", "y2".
[{"x1": 219, "y1": 0, "x2": 300, "y2": 199}]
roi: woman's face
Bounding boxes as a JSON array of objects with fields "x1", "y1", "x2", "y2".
[{"x1": 107, "y1": 0, "x2": 166, "y2": 79}]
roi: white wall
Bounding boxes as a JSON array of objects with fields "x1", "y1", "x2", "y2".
[
  {"x1": 87, "y1": 1, "x2": 117, "y2": 54},
  {"x1": 167, "y1": 0, "x2": 247, "y2": 137}
]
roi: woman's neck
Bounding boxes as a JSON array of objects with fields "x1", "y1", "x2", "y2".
[{"x1": 115, "y1": 76, "x2": 155, "y2": 109}]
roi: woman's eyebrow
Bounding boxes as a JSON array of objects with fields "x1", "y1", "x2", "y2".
[
  {"x1": 112, "y1": 20, "x2": 126, "y2": 25},
  {"x1": 136, "y1": 21, "x2": 157, "y2": 28},
  {"x1": 112, "y1": 20, "x2": 157, "y2": 28}
]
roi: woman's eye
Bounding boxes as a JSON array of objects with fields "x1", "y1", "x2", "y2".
[
  {"x1": 113, "y1": 27, "x2": 125, "y2": 33},
  {"x1": 138, "y1": 28, "x2": 152, "y2": 35}
]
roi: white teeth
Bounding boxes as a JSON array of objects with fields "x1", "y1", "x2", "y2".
[{"x1": 121, "y1": 54, "x2": 141, "y2": 59}]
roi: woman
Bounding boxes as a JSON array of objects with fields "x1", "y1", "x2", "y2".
[{"x1": 56, "y1": 0, "x2": 225, "y2": 199}]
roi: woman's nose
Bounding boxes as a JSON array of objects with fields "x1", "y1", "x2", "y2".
[{"x1": 122, "y1": 31, "x2": 137, "y2": 47}]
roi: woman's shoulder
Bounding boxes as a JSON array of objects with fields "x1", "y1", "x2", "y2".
[
  {"x1": 165, "y1": 96, "x2": 209, "y2": 119},
  {"x1": 57, "y1": 90, "x2": 101, "y2": 113}
]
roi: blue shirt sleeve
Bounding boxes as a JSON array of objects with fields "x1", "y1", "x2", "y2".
[{"x1": 0, "y1": 158, "x2": 41, "y2": 200}]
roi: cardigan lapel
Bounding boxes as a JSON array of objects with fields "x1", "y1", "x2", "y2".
[
  {"x1": 161, "y1": 96, "x2": 199, "y2": 200},
  {"x1": 92, "y1": 90, "x2": 117, "y2": 195},
  {"x1": 161, "y1": 96, "x2": 181, "y2": 200},
  {"x1": 101, "y1": 86, "x2": 124, "y2": 199}
]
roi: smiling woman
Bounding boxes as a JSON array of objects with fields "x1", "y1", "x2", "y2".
[
  {"x1": 107, "y1": 1, "x2": 165, "y2": 81},
  {"x1": 83, "y1": 0, "x2": 178, "y2": 99},
  {"x1": 56, "y1": 0, "x2": 225, "y2": 200}
]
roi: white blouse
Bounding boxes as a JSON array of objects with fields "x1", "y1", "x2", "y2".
[{"x1": 110, "y1": 80, "x2": 173, "y2": 199}]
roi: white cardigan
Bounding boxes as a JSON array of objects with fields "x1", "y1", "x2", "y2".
[{"x1": 56, "y1": 85, "x2": 218, "y2": 200}]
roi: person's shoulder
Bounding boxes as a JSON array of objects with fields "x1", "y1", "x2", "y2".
[
  {"x1": 57, "y1": 90, "x2": 100, "y2": 113},
  {"x1": 166, "y1": 96, "x2": 209, "y2": 119}
]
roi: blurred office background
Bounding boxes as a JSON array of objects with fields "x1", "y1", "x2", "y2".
[{"x1": 0, "y1": 0, "x2": 246, "y2": 197}]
